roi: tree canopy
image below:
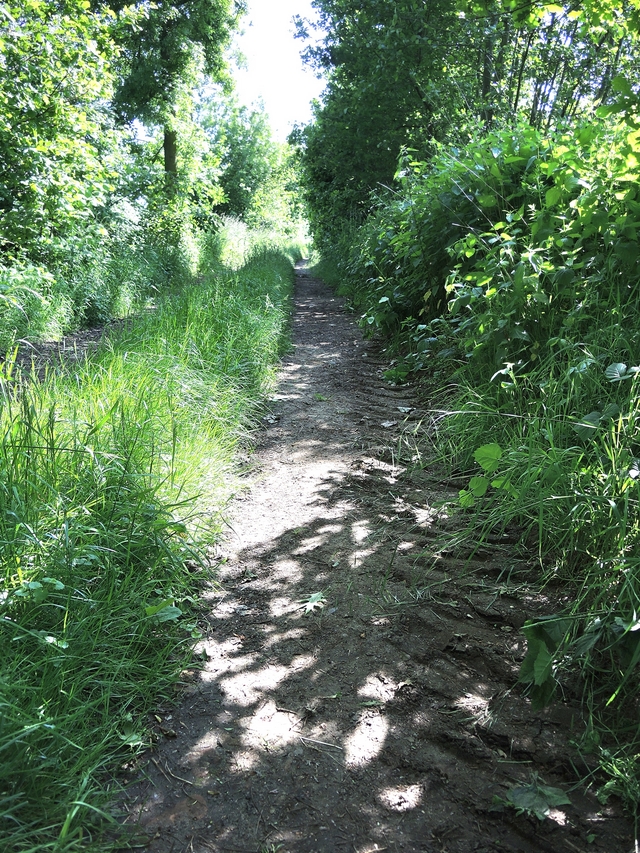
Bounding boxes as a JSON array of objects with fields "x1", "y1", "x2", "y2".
[
  {"x1": 109, "y1": 0, "x2": 244, "y2": 174},
  {"x1": 298, "y1": 0, "x2": 640, "y2": 250}
]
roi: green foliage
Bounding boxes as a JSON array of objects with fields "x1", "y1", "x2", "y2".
[
  {"x1": 299, "y1": 0, "x2": 458, "y2": 252},
  {"x1": 323, "y1": 114, "x2": 640, "y2": 808},
  {"x1": 110, "y1": 0, "x2": 241, "y2": 127},
  {"x1": 345, "y1": 120, "x2": 640, "y2": 362},
  {"x1": 200, "y1": 93, "x2": 279, "y2": 219},
  {"x1": 458, "y1": 443, "x2": 518, "y2": 508},
  {"x1": 198, "y1": 92, "x2": 307, "y2": 240},
  {"x1": 496, "y1": 774, "x2": 571, "y2": 821},
  {"x1": 0, "y1": 0, "x2": 122, "y2": 257},
  {"x1": 299, "y1": 0, "x2": 640, "y2": 259},
  {"x1": 247, "y1": 144, "x2": 309, "y2": 240},
  {"x1": 0, "y1": 242, "x2": 295, "y2": 851}
]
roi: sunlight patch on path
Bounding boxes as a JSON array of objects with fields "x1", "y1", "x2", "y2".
[
  {"x1": 241, "y1": 699, "x2": 300, "y2": 752},
  {"x1": 214, "y1": 654, "x2": 316, "y2": 706},
  {"x1": 344, "y1": 713, "x2": 389, "y2": 767},
  {"x1": 379, "y1": 783, "x2": 423, "y2": 812}
]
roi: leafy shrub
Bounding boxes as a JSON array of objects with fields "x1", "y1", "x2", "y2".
[
  {"x1": 346, "y1": 121, "x2": 640, "y2": 371},
  {"x1": 336, "y1": 118, "x2": 640, "y2": 809}
]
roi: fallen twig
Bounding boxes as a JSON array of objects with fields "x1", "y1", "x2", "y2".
[
  {"x1": 299, "y1": 736, "x2": 343, "y2": 750},
  {"x1": 151, "y1": 758, "x2": 193, "y2": 786}
]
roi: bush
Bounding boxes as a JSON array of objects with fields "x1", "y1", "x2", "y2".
[{"x1": 335, "y1": 118, "x2": 640, "y2": 810}]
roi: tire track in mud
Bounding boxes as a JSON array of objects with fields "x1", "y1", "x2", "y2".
[{"x1": 119, "y1": 264, "x2": 633, "y2": 853}]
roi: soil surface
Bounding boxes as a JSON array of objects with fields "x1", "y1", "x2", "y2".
[{"x1": 117, "y1": 264, "x2": 634, "y2": 853}]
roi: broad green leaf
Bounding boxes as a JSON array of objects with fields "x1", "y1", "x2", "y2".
[
  {"x1": 468, "y1": 476, "x2": 489, "y2": 497},
  {"x1": 491, "y1": 476, "x2": 518, "y2": 498},
  {"x1": 573, "y1": 620, "x2": 603, "y2": 655},
  {"x1": 533, "y1": 644, "x2": 553, "y2": 686},
  {"x1": 507, "y1": 779, "x2": 571, "y2": 820},
  {"x1": 474, "y1": 443, "x2": 502, "y2": 473},
  {"x1": 605, "y1": 363, "x2": 632, "y2": 382},
  {"x1": 545, "y1": 186, "x2": 562, "y2": 206},
  {"x1": 145, "y1": 599, "x2": 181, "y2": 621},
  {"x1": 154, "y1": 605, "x2": 182, "y2": 623},
  {"x1": 458, "y1": 489, "x2": 476, "y2": 508},
  {"x1": 573, "y1": 411, "x2": 601, "y2": 439},
  {"x1": 614, "y1": 241, "x2": 639, "y2": 264},
  {"x1": 531, "y1": 290, "x2": 550, "y2": 304},
  {"x1": 601, "y1": 403, "x2": 621, "y2": 420},
  {"x1": 523, "y1": 616, "x2": 570, "y2": 648},
  {"x1": 612, "y1": 75, "x2": 633, "y2": 96}
]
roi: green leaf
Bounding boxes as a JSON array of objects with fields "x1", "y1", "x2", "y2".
[
  {"x1": 519, "y1": 616, "x2": 569, "y2": 703},
  {"x1": 523, "y1": 616, "x2": 570, "y2": 648},
  {"x1": 118, "y1": 730, "x2": 145, "y2": 746},
  {"x1": 506, "y1": 778, "x2": 571, "y2": 820},
  {"x1": 468, "y1": 476, "x2": 489, "y2": 497},
  {"x1": 612, "y1": 75, "x2": 633, "y2": 96},
  {"x1": 458, "y1": 489, "x2": 476, "y2": 508},
  {"x1": 474, "y1": 443, "x2": 502, "y2": 473},
  {"x1": 533, "y1": 644, "x2": 553, "y2": 686},
  {"x1": 491, "y1": 476, "x2": 518, "y2": 498},
  {"x1": 605, "y1": 362, "x2": 630, "y2": 382},
  {"x1": 145, "y1": 599, "x2": 182, "y2": 621},
  {"x1": 545, "y1": 186, "x2": 562, "y2": 206},
  {"x1": 601, "y1": 403, "x2": 621, "y2": 420},
  {"x1": 614, "y1": 240, "x2": 639, "y2": 265},
  {"x1": 154, "y1": 605, "x2": 182, "y2": 623},
  {"x1": 573, "y1": 620, "x2": 604, "y2": 655},
  {"x1": 573, "y1": 411, "x2": 601, "y2": 439},
  {"x1": 299, "y1": 592, "x2": 327, "y2": 615},
  {"x1": 513, "y1": 262, "x2": 525, "y2": 292}
]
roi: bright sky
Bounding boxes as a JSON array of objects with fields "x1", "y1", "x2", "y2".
[{"x1": 231, "y1": 0, "x2": 326, "y2": 141}]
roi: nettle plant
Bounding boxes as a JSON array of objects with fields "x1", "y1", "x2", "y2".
[{"x1": 350, "y1": 120, "x2": 640, "y2": 382}]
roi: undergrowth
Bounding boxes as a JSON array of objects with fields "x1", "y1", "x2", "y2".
[
  {"x1": 327, "y1": 119, "x2": 640, "y2": 815},
  {"x1": 0, "y1": 234, "x2": 297, "y2": 851}
]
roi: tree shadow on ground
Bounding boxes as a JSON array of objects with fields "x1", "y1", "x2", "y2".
[{"x1": 118, "y1": 268, "x2": 633, "y2": 853}]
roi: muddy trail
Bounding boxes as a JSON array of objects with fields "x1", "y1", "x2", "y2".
[{"x1": 118, "y1": 264, "x2": 633, "y2": 853}]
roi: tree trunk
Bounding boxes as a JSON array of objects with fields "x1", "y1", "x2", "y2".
[
  {"x1": 164, "y1": 126, "x2": 178, "y2": 177},
  {"x1": 481, "y1": 32, "x2": 493, "y2": 128}
]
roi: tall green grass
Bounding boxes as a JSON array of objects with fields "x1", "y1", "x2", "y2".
[
  {"x1": 0, "y1": 241, "x2": 296, "y2": 851},
  {"x1": 437, "y1": 331, "x2": 640, "y2": 813}
]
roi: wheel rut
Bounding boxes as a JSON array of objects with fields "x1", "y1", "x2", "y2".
[{"x1": 119, "y1": 264, "x2": 633, "y2": 853}]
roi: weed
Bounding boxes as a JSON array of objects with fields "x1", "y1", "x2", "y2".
[{"x1": 494, "y1": 774, "x2": 571, "y2": 821}]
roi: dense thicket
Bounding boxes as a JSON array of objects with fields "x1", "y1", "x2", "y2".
[
  {"x1": 299, "y1": 0, "x2": 640, "y2": 813},
  {"x1": 300, "y1": 0, "x2": 639, "y2": 250}
]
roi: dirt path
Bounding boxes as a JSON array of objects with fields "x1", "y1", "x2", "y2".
[{"x1": 120, "y1": 264, "x2": 633, "y2": 853}]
